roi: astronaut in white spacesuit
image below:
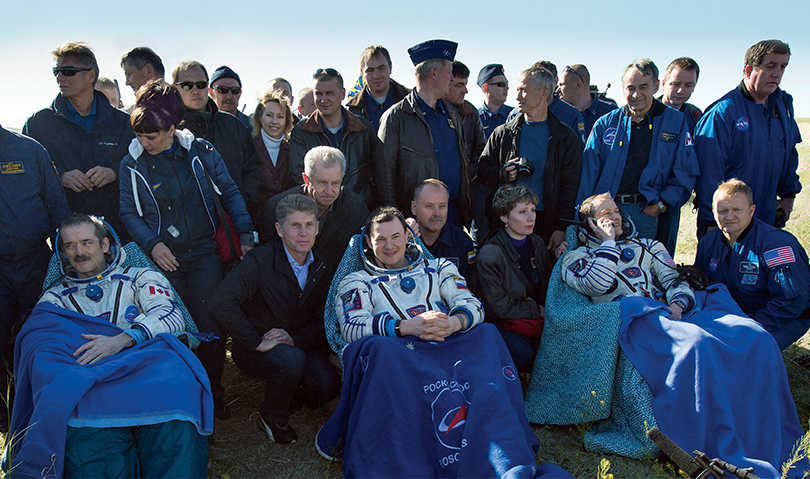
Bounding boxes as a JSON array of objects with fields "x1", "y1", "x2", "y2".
[
  {"x1": 336, "y1": 206, "x2": 484, "y2": 344},
  {"x1": 40, "y1": 213, "x2": 185, "y2": 364}
]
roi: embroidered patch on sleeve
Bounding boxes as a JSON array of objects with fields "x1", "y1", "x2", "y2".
[
  {"x1": 764, "y1": 247, "x2": 795, "y2": 268},
  {"x1": 567, "y1": 258, "x2": 588, "y2": 275},
  {"x1": 340, "y1": 288, "x2": 363, "y2": 313},
  {"x1": 452, "y1": 275, "x2": 468, "y2": 290},
  {"x1": 467, "y1": 250, "x2": 477, "y2": 264},
  {"x1": 685, "y1": 131, "x2": 694, "y2": 147},
  {"x1": 148, "y1": 285, "x2": 172, "y2": 298}
]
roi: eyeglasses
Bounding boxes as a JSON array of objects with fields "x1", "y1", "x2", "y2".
[
  {"x1": 487, "y1": 81, "x2": 508, "y2": 88},
  {"x1": 313, "y1": 68, "x2": 339, "y2": 78},
  {"x1": 564, "y1": 65, "x2": 584, "y2": 83},
  {"x1": 175, "y1": 81, "x2": 209, "y2": 91},
  {"x1": 212, "y1": 85, "x2": 241, "y2": 95},
  {"x1": 53, "y1": 66, "x2": 91, "y2": 77}
]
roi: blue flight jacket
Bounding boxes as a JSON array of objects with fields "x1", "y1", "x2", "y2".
[
  {"x1": 696, "y1": 217, "x2": 810, "y2": 349},
  {"x1": 577, "y1": 104, "x2": 698, "y2": 208},
  {"x1": 0, "y1": 128, "x2": 70, "y2": 261},
  {"x1": 694, "y1": 84, "x2": 801, "y2": 225}
]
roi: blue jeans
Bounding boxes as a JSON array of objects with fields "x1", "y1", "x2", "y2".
[
  {"x1": 621, "y1": 202, "x2": 658, "y2": 240},
  {"x1": 163, "y1": 247, "x2": 224, "y2": 399},
  {"x1": 497, "y1": 328, "x2": 540, "y2": 373},
  {"x1": 232, "y1": 343, "x2": 340, "y2": 422}
]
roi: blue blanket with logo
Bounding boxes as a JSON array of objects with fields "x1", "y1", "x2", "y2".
[
  {"x1": 6, "y1": 303, "x2": 213, "y2": 478},
  {"x1": 316, "y1": 323, "x2": 571, "y2": 478},
  {"x1": 619, "y1": 286, "x2": 807, "y2": 478}
]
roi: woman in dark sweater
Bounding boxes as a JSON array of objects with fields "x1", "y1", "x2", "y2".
[{"x1": 476, "y1": 184, "x2": 552, "y2": 371}]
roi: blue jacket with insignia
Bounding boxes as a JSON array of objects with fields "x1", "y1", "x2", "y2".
[
  {"x1": 696, "y1": 217, "x2": 810, "y2": 349},
  {"x1": 577, "y1": 103, "x2": 698, "y2": 208},
  {"x1": 0, "y1": 128, "x2": 70, "y2": 261},
  {"x1": 694, "y1": 83, "x2": 801, "y2": 227}
]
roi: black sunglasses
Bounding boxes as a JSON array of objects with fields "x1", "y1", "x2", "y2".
[
  {"x1": 487, "y1": 81, "x2": 508, "y2": 88},
  {"x1": 212, "y1": 85, "x2": 241, "y2": 95},
  {"x1": 564, "y1": 65, "x2": 584, "y2": 83},
  {"x1": 53, "y1": 66, "x2": 92, "y2": 77},
  {"x1": 313, "y1": 68, "x2": 339, "y2": 78},
  {"x1": 175, "y1": 81, "x2": 209, "y2": 91}
]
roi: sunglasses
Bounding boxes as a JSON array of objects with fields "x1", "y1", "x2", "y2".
[
  {"x1": 175, "y1": 81, "x2": 209, "y2": 91},
  {"x1": 313, "y1": 68, "x2": 339, "y2": 78},
  {"x1": 53, "y1": 66, "x2": 91, "y2": 77},
  {"x1": 487, "y1": 81, "x2": 508, "y2": 88},
  {"x1": 212, "y1": 85, "x2": 241, "y2": 95},
  {"x1": 564, "y1": 65, "x2": 584, "y2": 83}
]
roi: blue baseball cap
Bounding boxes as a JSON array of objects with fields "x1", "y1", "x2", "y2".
[
  {"x1": 407, "y1": 40, "x2": 457, "y2": 66},
  {"x1": 477, "y1": 64, "x2": 505, "y2": 87}
]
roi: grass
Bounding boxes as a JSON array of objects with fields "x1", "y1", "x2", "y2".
[{"x1": 2, "y1": 121, "x2": 810, "y2": 478}]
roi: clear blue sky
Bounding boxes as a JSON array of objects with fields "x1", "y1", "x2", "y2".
[{"x1": 2, "y1": 0, "x2": 807, "y2": 129}]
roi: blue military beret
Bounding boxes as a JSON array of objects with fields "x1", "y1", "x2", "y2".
[
  {"x1": 477, "y1": 64, "x2": 505, "y2": 87},
  {"x1": 210, "y1": 66, "x2": 241, "y2": 87},
  {"x1": 407, "y1": 40, "x2": 457, "y2": 66}
]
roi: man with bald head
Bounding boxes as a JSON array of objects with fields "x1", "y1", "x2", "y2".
[{"x1": 558, "y1": 64, "x2": 617, "y2": 138}]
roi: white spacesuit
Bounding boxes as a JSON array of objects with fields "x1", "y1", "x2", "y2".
[
  {"x1": 561, "y1": 216, "x2": 695, "y2": 311},
  {"x1": 336, "y1": 242, "x2": 484, "y2": 343},
  {"x1": 39, "y1": 239, "x2": 185, "y2": 344}
]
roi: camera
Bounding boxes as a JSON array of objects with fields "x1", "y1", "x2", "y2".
[{"x1": 514, "y1": 157, "x2": 534, "y2": 180}]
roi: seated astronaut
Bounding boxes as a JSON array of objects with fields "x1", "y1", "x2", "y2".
[
  {"x1": 41, "y1": 213, "x2": 185, "y2": 360},
  {"x1": 336, "y1": 206, "x2": 484, "y2": 343}
]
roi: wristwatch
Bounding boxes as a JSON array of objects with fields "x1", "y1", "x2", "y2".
[{"x1": 656, "y1": 201, "x2": 668, "y2": 214}]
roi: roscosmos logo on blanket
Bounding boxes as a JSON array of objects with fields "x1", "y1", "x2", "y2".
[{"x1": 430, "y1": 385, "x2": 471, "y2": 458}]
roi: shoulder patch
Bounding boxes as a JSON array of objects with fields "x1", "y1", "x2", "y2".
[
  {"x1": 340, "y1": 288, "x2": 363, "y2": 313},
  {"x1": 685, "y1": 131, "x2": 693, "y2": 147},
  {"x1": 467, "y1": 250, "x2": 477, "y2": 264},
  {"x1": 764, "y1": 246, "x2": 795, "y2": 268},
  {"x1": 567, "y1": 258, "x2": 588, "y2": 275},
  {"x1": 735, "y1": 117, "x2": 749, "y2": 131},
  {"x1": 148, "y1": 285, "x2": 171, "y2": 298}
]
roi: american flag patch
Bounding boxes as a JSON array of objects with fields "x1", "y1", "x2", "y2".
[{"x1": 764, "y1": 247, "x2": 795, "y2": 268}]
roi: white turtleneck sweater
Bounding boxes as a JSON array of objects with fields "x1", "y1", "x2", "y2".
[{"x1": 261, "y1": 128, "x2": 283, "y2": 166}]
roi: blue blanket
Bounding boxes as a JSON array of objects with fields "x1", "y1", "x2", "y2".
[
  {"x1": 619, "y1": 286, "x2": 807, "y2": 478},
  {"x1": 6, "y1": 303, "x2": 214, "y2": 478},
  {"x1": 316, "y1": 323, "x2": 572, "y2": 479}
]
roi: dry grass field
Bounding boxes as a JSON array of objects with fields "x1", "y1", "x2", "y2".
[{"x1": 2, "y1": 121, "x2": 810, "y2": 478}]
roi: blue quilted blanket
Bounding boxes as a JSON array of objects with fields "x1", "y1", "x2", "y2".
[
  {"x1": 316, "y1": 323, "x2": 572, "y2": 479},
  {"x1": 620, "y1": 286, "x2": 807, "y2": 478},
  {"x1": 6, "y1": 303, "x2": 213, "y2": 478}
]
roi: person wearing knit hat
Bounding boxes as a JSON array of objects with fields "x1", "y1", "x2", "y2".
[{"x1": 209, "y1": 66, "x2": 251, "y2": 129}]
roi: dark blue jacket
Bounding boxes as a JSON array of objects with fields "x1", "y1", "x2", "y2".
[
  {"x1": 0, "y1": 128, "x2": 70, "y2": 261},
  {"x1": 582, "y1": 94, "x2": 618, "y2": 138},
  {"x1": 22, "y1": 90, "x2": 133, "y2": 237},
  {"x1": 424, "y1": 222, "x2": 477, "y2": 287},
  {"x1": 694, "y1": 84, "x2": 801, "y2": 226},
  {"x1": 696, "y1": 217, "x2": 810, "y2": 349},
  {"x1": 577, "y1": 103, "x2": 698, "y2": 208},
  {"x1": 119, "y1": 130, "x2": 253, "y2": 254}
]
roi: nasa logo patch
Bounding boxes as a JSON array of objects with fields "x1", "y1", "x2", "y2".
[
  {"x1": 603, "y1": 127, "x2": 618, "y2": 146},
  {"x1": 709, "y1": 258, "x2": 719, "y2": 272},
  {"x1": 502, "y1": 365, "x2": 518, "y2": 381},
  {"x1": 735, "y1": 117, "x2": 749, "y2": 131}
]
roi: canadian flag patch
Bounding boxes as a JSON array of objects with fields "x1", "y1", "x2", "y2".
[
  {"x1": 149, "y1": 286, "x2": 171, "y2": 298},
  {"x1": 685, "y1": 131, "x2": 694, "y2": 147}
]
